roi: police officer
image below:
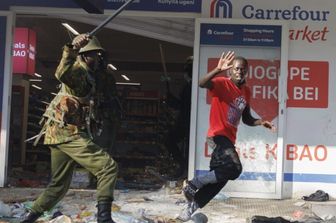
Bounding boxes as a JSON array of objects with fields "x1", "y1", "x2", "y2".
[{"x1": 21, "y1": 34, "x2": 119, "y2": 223}]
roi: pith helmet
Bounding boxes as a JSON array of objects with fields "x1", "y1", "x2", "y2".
[{"x1": 79, "y1": 36, "x2": 105, "y2": 54}]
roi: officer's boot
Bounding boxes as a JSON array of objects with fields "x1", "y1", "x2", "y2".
[
  {"x1": 97, "y1": 201, "x2": 116, "y2": 223},
  {"x1": 20, "y1": 210, "x2": 42, "y2": 223}
]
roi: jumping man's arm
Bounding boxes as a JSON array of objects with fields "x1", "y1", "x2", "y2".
[{"x1": 242, "y1": 105, "x2": 274, "y2": 130}]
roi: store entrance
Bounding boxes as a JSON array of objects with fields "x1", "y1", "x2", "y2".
[{"x1": 8, "y1": 13, "x2": 194, "y2": 190}]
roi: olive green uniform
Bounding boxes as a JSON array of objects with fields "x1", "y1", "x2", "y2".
[{"x1": 30, "y1": 45, "x2": 118, "y2": 214}]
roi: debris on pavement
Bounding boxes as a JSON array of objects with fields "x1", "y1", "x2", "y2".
[
  {"x1": 49, "y1": 215, "x2": 73, "y2": 223},
  {"x1": 311, "y1": 201, "x2": 336, "y2": 221},
  {"x1": 1, "y1": 187, "x2": 333, "y2": 223},
  {"x1": 191, "y1": 213, "x2": 208, "y2": 223},
  {"x1": 0, "y1": 201, "x2": 11, "y2": 218},
  {"x1": 302, "y1": 190, "x2": 329, "y2": 202},
  {"x1": 292, "y1": 210, "x2": 305, "y2": 220},
  {"x1": 293, "y1": 202, "x2": 306, "y2": 207}
]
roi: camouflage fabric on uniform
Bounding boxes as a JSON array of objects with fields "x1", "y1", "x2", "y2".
[{"x1": 41, "y1": 45, "x2": 118, "y2": 145}]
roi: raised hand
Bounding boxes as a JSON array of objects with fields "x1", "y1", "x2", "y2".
[
  {"x1": 216, "y1": 51, "x2": 235, "y2": 71},
  {"x1": 72, "y1": 33, "x2": 90, "y2": 50}
]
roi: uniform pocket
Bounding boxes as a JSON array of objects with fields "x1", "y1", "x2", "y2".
[{"x1": 56, "y1": 96, "x2": 84, "y2": 126}]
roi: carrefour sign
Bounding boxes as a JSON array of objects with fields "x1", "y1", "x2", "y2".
[
  {"x1": 206, "y1": 0, "x2": 331, "y2": 21},
  {"x1": 203, "y1": 1, "x2": 331, "y2": 44},
  {"x1": 242, "y1": 5, "x2": 330, "y2": 21}
]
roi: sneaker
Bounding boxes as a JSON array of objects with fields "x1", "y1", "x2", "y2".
[
  {"x1": 177, "y1": 201, "x2": 199, "y2": 222},
  {"x1": 302, "y1": 190, "x2": 329, "y2": 201},
  {"x1": 182, "y1": 180, "x2": 197, "y2": 202}
]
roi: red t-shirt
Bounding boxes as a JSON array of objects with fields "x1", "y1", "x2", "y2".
[{"x1": 207, "y1": 76, "x2": 250, "y2": 143}]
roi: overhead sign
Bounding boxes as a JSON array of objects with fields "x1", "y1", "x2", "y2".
[
  {"x1": 72, "y1": 0, "x2": 104, "y2": 14},
  {"x1": 202, "y1": 0, "x2": 332, "y2": 45},
  {"x1": 0, "y1": 0, "x2": 202, "y2": 12},
  {"x1": 12, "y1": 28, "x2": 36, "y2": 75},
  {"x1": 106, "y1": 0, "x2": 202, "y2": 12}
]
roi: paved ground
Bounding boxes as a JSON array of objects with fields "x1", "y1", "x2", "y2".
[{"x1": 0, "y1": 187, "x2": 320, "y2": 223}]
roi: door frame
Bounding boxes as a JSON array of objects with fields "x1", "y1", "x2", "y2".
[
  {"x1": 0, "y1": 11, "x2": 14, "y2": 187},
  {"x1": 188, "y1": 18, "x2": 289, "y2": 199}
]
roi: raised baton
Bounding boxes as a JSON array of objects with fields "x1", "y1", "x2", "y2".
[{"x1": 88, "y1": 0, "x2": 135, "y2": 37}]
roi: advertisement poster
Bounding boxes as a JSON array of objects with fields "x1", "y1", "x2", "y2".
[{"x1": 12, "y1": 28, "x2": 36, "y2": 75}]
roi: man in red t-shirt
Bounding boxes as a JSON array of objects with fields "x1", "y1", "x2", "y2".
[{"x1": 178, "y1": 51, "x2": 275, "y2": 221}]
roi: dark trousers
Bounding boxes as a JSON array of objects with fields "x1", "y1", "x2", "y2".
[{"x1": 194, "y1": 136, "x2": 242, "y2": 208}]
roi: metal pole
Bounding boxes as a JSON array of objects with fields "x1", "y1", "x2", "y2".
[
  {"x1": 89, "y1": 0, "x2": 135, "y2": 37},
  {"x1": 159, "y1": 44, "x2": 171, "y2": 94}
]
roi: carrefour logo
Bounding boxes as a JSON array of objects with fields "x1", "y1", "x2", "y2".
[
  {"x1": 210, "y1": 0, "x2": 232, "y2": 18},
  {"x1": 242, "y1": 5, "x2": 330, "y2": 21}
]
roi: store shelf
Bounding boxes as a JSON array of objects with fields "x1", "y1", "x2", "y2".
[{"x1": 112, "y1": 89, "x2": 165, "y2": 175}]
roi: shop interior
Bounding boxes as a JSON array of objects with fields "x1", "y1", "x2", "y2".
[{"x1": 8, "y1": 13, "x2": 194, "y2": 189}]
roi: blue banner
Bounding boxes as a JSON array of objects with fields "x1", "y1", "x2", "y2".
[
  {"x1": 0, "y1": 17, "x2": 6, "y2": 110},
  {"x1": 0, "y1": 0, "x2": 78, "y2": 10},
  {"x1": 1, "y1": 0, "x2": 202, "y2": 13},
  {"x1": 107, "y1": 0, "x2": 201, "y2": 12},
  {"x1": 200, "y1": 23, "x2": 282, "y2": 47}
]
